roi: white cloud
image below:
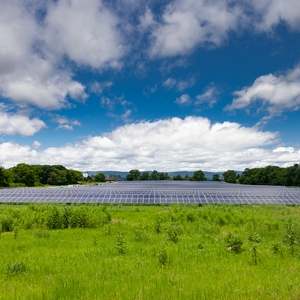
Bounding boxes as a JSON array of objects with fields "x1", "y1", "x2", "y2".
[
  {"x1": 148, "y1": 0, "x2": 300, "y2": 58},
  {"x1": 149, "y1": 0, "x2": 242, "y2": 57},
  {"x1": 57, "y1": 124, "x2": 74, "y2": 131},
  {"x1": 226, "y1": 65, "x2": 300, "y2": 118},
  {"x1": 0, "y1": 0, "x2": 87, "y2": 110},
  {"x1": 163, "y1": 77, "x2": 195, "y2": 91},
  {"x1": 248, "y1": 0, "x2": 300, "y2": 31},
  {"x1": 163, "y1": 78, "x2": 177, "y2": 89},
  {"x1": 139, "y1": 7, "x2": 156, "y2": 31},
  {"x1": 175, "y1": 94, "x2": 191, "y2": 105},
  {"x1": 273, "y1": 147, "x2": 295, "y2": 153},
  {"x1": 196, "y1": 86, "x2": 219, "y2": 107},
  {"x1": 32, "y1": 141, "x2": 41, "y2": 149},
  {"x1": 0, "y1": 111, "x2": 46, "y2": 136},
  {"x1": 89, "y1": 81, "x2": 113, "y2": 94},
  {"x1": 51, "y1": 115, "x2": 81, "y2": 131},
  {"x1": 44, "y1": 0, "x2": 126, "y2": 69},
  {"x1": 2, "y1": 116, "x2": 296, "y2": 172}
]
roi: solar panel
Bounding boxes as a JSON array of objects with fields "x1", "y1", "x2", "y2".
[{"x1": 0, "y1": 182, "x2": 300, "y2": 204}]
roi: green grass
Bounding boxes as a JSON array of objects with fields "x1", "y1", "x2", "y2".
[{"x1": 0, "y1": 204, "x2": 300, "y2": 299}]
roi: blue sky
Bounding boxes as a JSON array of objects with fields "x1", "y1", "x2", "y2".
[{"x1": 1, "y1": 0, "x2": 300, "y2": 172}]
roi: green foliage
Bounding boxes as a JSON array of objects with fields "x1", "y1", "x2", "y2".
[
  {"x1": 165, "y1": 221, "x2": 181, "y2": 243},
  {"x1": 126, "y1": 169, "x2": 141, "y2": 181},
  {"x1": 1, "y1": 204, "x2": 300, "y2": 299},
  {"x1": 172, "y1": 174, "x2": 183, "y2": 181},
  {"x1": 239, "y1": 164, "x2": 300, "y2": 186},
  {"x1": 0, "y1": 166, "x2": 12, "y2": 187},
  {"x1": 115, "y1": 232, "x2": 126, "y2": 254},
  {"x1": 284, "y1": 218, "x2": 299, "y2": 253},
  {"x1": 225, "y1": 233, "x2": 243, "y2": 253},
  {"x1": 212, "y1": 174, "x2": 221, "y2": 181},
  {"x1": 223, "y1": 170, "x2": 237, "y2": 183},
  {"x1": 13, "y1": 225, "x2": 19, "y2": 239},
  {"x1": 191, "y1": 170, "x2": 207, "y2": 181},
  {"x1": 34, "y1": 229, "x2": 50, "y2": 239},
  {"x1": 155, "y1": 246, "x2": 171, "y2": 267},
  {"x1": 6, "y1": 262, "x2": 27, "y2": 277},
  {"x1": 11, "y1": 163, "x2": 36, "y2": 186},
  {"x1": 248, "y1": 233, "x2": 262, "y2": 265},
  {"x1": 139, "y1": 172, "x2": 150, "y2": 180},
  {"x1": 94, "y1": 173, "x2": 106, "y2": 182},
  {"x1": 153, "y1": 216, "x2": 162, "y2": 233}
]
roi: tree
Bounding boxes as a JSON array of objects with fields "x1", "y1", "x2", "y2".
[
  {"x1": 126, "y1": 169, "x2": 140, "y2": 181},
  {"x1": 0, "y1": 166, "x2": 11, "y2": 187},
  {"x1": 173, "y1": 174, "x2": 183, "y2": 180},
  {"x1": 11, "y1": 163, "x2": 36, "y2": 186},
  {"x1": 192, "y1": 170, "x2": 207, "y2": 181},
  {"x1": 223, "y1": 170, "x2": 237, "y2": 183},
  {"x1": 139, "y1": 172, "x2": 150, "y2": 180},
  {"x1": 94, "y1": 173, "x2": 106, "y2": 182},
  {"x1": 212, "y1": 174, "x2": 221, "y2": 181},
  {"x1": 150, "y1": 170, "x2": 159, "y2": 180}
]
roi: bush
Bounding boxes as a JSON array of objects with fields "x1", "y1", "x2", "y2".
[
  {"x1": 225, "y1": 233, "x2": 243, "y2": 253},
  {"x1": 6, "y1": 262, "x2": 27, "y2": 276}
]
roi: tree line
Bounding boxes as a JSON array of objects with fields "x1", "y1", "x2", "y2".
[
  {"x1": 125, "y1": 169, "x2": 208, "y2": 181},
  {"x1": 0, "y1": 163, "x2": 83, "y2": 187}
]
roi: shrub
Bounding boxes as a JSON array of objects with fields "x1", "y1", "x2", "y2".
[
  {"x1": 165, "y1": 222, "x2": 181, "y2": 243},
  {"x1": 156, "y1": 246, "x2": 171, "y2": 268},
  {"x1": 6, "y1": 262, "x2": 27, "y2": 276},
  {"x1": 115, "y1": 232, "x2": 126, "y2": 254},
  {"x1": 225, "y1": 233, "x2": 243, "y2": 254}
]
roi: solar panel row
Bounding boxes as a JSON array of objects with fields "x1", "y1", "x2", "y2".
[{"x1": 0, "y1": 182, "x2": 300, "y2": 204}]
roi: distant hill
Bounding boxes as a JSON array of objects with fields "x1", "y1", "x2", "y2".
[{"x1": 83, "y1": 170, "x2": 240, "y2": 180}]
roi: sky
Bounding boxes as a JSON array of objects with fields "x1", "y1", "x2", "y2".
[{"x1": 0, "y1": 0, "x2": 300, "y2": 172}]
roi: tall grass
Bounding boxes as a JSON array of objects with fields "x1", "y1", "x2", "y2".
[{"x1": 0, "y1": 204, "x2": 300, "y2": 299}]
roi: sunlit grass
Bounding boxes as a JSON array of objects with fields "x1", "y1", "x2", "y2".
[{"x1": 0, "y1": 204, "x2": 300, "y2": 299}]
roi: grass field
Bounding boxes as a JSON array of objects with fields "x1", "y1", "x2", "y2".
[{"x1": 1, "y1": 203, "x2": 300, "y2": 299}]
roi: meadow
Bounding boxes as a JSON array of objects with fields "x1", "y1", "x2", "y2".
[{"x1": 1, "y1": 203, "x2": 300, "y2": 299}]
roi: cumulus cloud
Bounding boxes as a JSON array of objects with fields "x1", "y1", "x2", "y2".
[
  {"x1": 148, "y1": 0, "x2": 300, "y2": 58},
  {"x1": 249, "y1": 0, "x2": 300, "y2": 31},
  {"x1": 149, "y1": 0, "x2": 242, "y2": 57},
  {"x1": 226, "y1": 65, "x2": 300, "y2": 118},
  {"x1": 273, "y1": 147, "x2": 295, "y2": 153},
  {"x1": 175, "y1": 94, "x2": 191, "y2": 105},
  {"x1": 44, "y1": 0, "x2": 126, "y2": 69},
  {"x1": 0, "y1": 111, "x2": 46, "y2": 136},
  {"x1": 2, "y1": 116, "x2": 297, "y2": 172},
  {"x1": 0, "y1": 0, "x2": 87, "y2": 110},
  {"x1": 32, "y1": 141, "x2": 41, "y2": 149}
]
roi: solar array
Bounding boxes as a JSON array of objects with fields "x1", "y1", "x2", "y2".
[{"x1": 1, "y1": 181, "x2": 300, "y2": 204}]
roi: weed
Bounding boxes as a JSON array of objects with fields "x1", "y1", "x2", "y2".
[
  {"x1": 115, "y1": 232, "x2": 126, "y2": 254},
  {"x1": 156, "y1": 246, "x2": 171, "y2": 267},
  {"x1": 186, "y1": 212, "x2": 196, "y2": 222},
  {"x1": 92, "y1": 235, "x2": 98, "y2": 246},
  {"x1": 284, "y1": 218, "x2": 298, "y2": 254},
  {"x1": 34, "y1": 229, "x2": 50, "y2": 239},
  {"x1": 13, "y1": 225, "x2": 19, "y2": 239},
  {"x1": 165, "y1": 222, "x2": 181, "y2": 243},
  {"x1": 134, "y1": 228, "x2": 148, "y2": 242},
  {"x1": 104, "y1": 224, "x2": 111, "y2": 236},
  {"x1": 225, "y1": 233, "x2": 243, "y2": 254},
  {"x1": 248, "y1": 233, "x2": 262, "y2": 265},
  {"x1": 153, "y1": 216, "x2": 162, "y2": 234},
  {"x1": 6, "y1": 262, "x2": 27, "y2": 277}
]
